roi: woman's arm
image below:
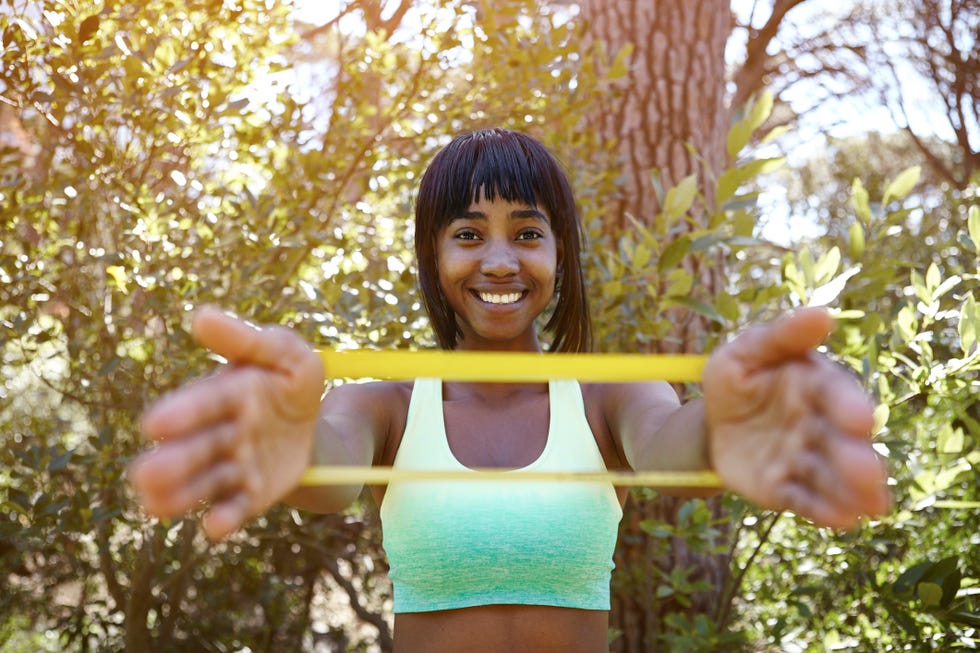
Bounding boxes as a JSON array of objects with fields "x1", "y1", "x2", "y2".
[
  {"x1": 601, "y1": 382, "x2": 717, "y2": 498},
  {"x1": 283, "y1": 381, "x2": 395, "y2": 514}
]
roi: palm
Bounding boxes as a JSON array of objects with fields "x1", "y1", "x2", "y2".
[
  {"x1": 702, "y1": 309, "x2": 890, "y2": 529},
  {"x1": 130, "y1": 308, "x2": 324, "y2": 540}
]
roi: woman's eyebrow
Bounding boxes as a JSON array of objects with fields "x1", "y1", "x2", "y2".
[
  {"x1": 511, "y1": 208, "x2": 549, "y2": 222},
  {"x1": 451, "y1": 208, "x2": 549, "y2": 222}
]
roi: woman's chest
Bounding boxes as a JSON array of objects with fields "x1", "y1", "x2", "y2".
[{"x1": 442, "y1": 394, "x2": 550, "y2": 469}]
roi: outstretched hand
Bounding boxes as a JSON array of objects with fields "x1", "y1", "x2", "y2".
[
  {"x1": 129, "y1": 307, "x2": 325, "y2": 540},
  {"x1": 703, "y1": 308, "x2": 891, "y2": 529}
]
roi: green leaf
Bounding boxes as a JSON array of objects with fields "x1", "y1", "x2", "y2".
[
  {"x1": 716, "y1": 157, "x2": 785, "y2": 205},
  {"x1": 892, "y1": 561, "x2": 932, "y2": 598},
  {"x1": 667, "y1": 296, "x2": 726, "y2": 325},
  {"x1": 851, "y1": 178, "x2": 872, "y2": 224},
  {"x1": 726, "y1": 91, "x2": 773, "y2": 159},
  {"x1": 925, "y1": 262, "x2": 941, "y2": 293},
  {"x1": 882, "y1": 165, "x2": 921, "y2": 206},
  {"x1": 632, "y1": 243, "x2": 652, "y2": 270},
  {"x1": 49, "y1": 448, "x2": 74, "y2": 471},
  {"x1": 747, "y1": 90, "x2": 774, "y2": 131},
  {"x1": 809, "y1": 265, "x2": 860, "y2": 307},
  {"x1": 663, "y1": 174, "x2": 698, "y2": 220},
  {"x1": 872, "y1": 403, "x2": 890, "y2": 434},
  {"x1": 969, "y1": 205, "x2": 980, "y2": 249},
  {"x1": 910, "y1": 269, "x2": 931, "y2": 304},
  {"x1": 917, "y1": 582, "x2": 943, "y2": 607},
  {"x1": 607, "y1": 42, "x2": 634, "y2": 80},
  {"x1": 932, "y1": 274, "x2": 961, "y2": 301},
  {"x1": 664, "y1": 268, "x2": 693, "y2": 298},
  {"x1": 813, "y1": 246, "x2": 841, "y2": 286},
  {"x1": 937, "y1": 424, "x2": 964, "y2": 455},
  {"x1": 798, "y1": 248, "x2": 815, "y2": 287},
  {"x1": 848, "y1": 221, "x2": 865, "y2": 258},
  {"x1": 896, "y1": 305, "x2": 917, "y2": 342},
  {"x1": 658, "y1": 234, "x2": 691, "y2": 272},
  {"x1": 106, "y1": 264, "x2": 129, "y2": 293},
  {"x1": 959, "y1": 293, "x2": 977, "y2": 353},
  {"x1": 946, "y1": 611, "x2": 980, "y2": 628},
  {"x1": 760, "y1": 124, "x2": 788, "y2": 144},
  {"x1": 677, "y1": 500, "x2": 697, "y2": 525},
  {"x1": 726, "y1": 122, "x2": 753, "y2": 161},
  {"x1": 602, "y1": 280, "x2": 624, "y2": 297}
]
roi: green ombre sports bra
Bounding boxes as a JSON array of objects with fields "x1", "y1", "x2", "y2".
[{"x1": 379, "y1": 378, "x2": 624, "y2": 613}]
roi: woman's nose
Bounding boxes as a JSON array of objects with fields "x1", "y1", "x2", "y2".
[{"x1": 480, "y1": 241, "x2": 519, "y2": 276}]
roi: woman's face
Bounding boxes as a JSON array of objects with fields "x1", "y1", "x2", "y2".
[{"x1": 435, "y1": 194, "x2": 558, "y2": 351}]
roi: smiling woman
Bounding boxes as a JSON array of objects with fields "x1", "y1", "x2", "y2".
[
  {"x1": 130, "y1": 128, "x2": 890, "y2": 653},
  {"x1": 415, "y1": 129, "x2": 589, "y2": 354}
]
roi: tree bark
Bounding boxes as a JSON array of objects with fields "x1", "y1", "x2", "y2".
[
  {"x1": 583, "y1": 0, "x2": 732, "y2": 232},
  {"x1": 580, "y1": 2, "x2": 735, "y2": 651}
]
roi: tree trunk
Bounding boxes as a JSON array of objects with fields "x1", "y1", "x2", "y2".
[
  {"x1": 583, "y1": 0, "x2": 732, "y2": 232},
  {"x1": 580, "y1": 2, "x2": 735, "y2": 651}
]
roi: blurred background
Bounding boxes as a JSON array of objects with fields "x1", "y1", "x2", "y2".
[{"x1": 1, "y1": 0, "x2": 977, "y2": 650}]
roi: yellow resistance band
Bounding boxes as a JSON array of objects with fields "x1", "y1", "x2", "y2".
[
  {"x1": 317, "y1": 349, "x2": 706, "y2": 383},
  {"x1": 302, "y1": 465, "x2": 721, "y2": 487},
  {"x1": 301, "y1": 349, "x2": 720, "y2": 488}
]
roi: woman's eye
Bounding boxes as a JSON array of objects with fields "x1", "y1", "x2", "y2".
[
  {"x1": 455, "y1": 230, "x2": 480, "y2": 240},
  {"x1": 517, "y1": 230, "x2": 543, "y2": 241}
]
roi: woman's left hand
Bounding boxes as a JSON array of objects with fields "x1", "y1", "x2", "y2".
[{"x1": 702, "y1": 308, "x2": 891, "y2": 529}]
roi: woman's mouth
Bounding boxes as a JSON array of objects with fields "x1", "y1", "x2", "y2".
[{"x1": 475, "y1": 290, "x2": 524, "y2": 305}]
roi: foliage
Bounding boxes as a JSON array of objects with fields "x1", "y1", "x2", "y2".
[
  {"x1": 0, "y1": 0, "x2": 616, "y2": 650},
  {"x1": 730, "y1": 164, "x2": 980, "y2": 650},
  {"x1": 588, "y1": 89, "x2": 979, "y2": 650}
]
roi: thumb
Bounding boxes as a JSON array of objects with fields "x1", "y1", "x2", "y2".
[
  {"x1": 191, "y1": 306, "x2": 322, "y2": 382},
  {"x1": 726, "y1": 307, "x2": 835, "y2": 370}
]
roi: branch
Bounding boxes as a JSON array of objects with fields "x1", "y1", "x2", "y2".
[
  {"x1": 731, "y1": 0, "x2": 810, "y2": 113},
  {"x1": 319, "y1": 546, "x2": 393, "y2": 649},
  {"x1": 714, "y1": 511, "x2": 783, "y2": 630},
  {"x1": 879, "y1": 52, "x2": 962, "y2": 187}
]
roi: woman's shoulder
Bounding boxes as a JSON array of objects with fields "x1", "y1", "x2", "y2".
[
  {"x1": 581, "y1": 380, "x2": 678, "y2": 404},
  {"x1": 324, "y1": 379, "x2": 415, "y2": 412},
  {"x1": 581, "y1": 380, "x2": 680, "y2": 431}
]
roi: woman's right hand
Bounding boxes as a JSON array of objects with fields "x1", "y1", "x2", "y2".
[{"x1": 129, "y1": 306, "x2": 325, "y2": 540}]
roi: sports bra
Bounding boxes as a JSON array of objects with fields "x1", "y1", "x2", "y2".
[{"x1": 379, "y1": 378, "x2": 623, "y2": 613}]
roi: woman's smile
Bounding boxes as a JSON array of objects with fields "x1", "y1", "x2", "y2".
[{"x1": 473, "y1": 289, "x2": 527, "y2": 305}]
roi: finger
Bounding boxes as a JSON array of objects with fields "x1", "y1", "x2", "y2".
[
  {"x1": 142, "y1": 369, "x2": 254, "y2": 442},
  {"x1": 140, "y1": 460, "x2": 244, "y2": 518},
  {"x1": 790, "y1": 426, "x2": 891, "y2": 519},
  {"x1": 809, "y1": 359, "x2": 876, "y2": 438},
  {"x1": 192, "y1": 306, "x2": 321, "y2": 382},
  {"x1": 820, "y1": 433, "x2": 892, "y2": 514},
  {"x1": 727, "y1": 308, "x2": 835, "y2": 371},
  {"x1": 130, "y1": 422, "x2": 238, "y2": 494},
  {"x1": 789, "y1": 449, "x2": 856, "y2": 511},
  {"x1": 773, "y1": 481, "x2": 864, "y2": 530},
  {"x1": 202, "y1": 492, "x2": 252, "y2": 541}
]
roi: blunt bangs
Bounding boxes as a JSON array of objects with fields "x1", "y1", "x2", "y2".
[
  {"x1": 415, "y1": 128, "x2": 592, "y2": 353},
  {"x1": 418, "y1": 129, "x2": 568, "y2": 232}
]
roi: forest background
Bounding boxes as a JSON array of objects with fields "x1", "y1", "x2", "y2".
[{"x1": 1, "y1": 0, "x2": 977, "y2": 651}]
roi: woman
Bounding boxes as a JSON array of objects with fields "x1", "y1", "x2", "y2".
[{"x1": 131, "y1": 129, "x2": 890, "y2": 652}]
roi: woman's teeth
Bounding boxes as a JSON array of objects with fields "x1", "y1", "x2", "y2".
[{"x1": 479, "y1": 291, "x2": 522, "y2": 304}]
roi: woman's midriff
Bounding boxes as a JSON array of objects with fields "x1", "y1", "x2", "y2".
[{"x1": 392, "y1": 604, "x2": 610, "y2": 653}]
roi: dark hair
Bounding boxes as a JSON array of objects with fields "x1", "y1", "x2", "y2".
[{"x1": 415, "y1": 128, "x2": 592, "y2": 352}]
